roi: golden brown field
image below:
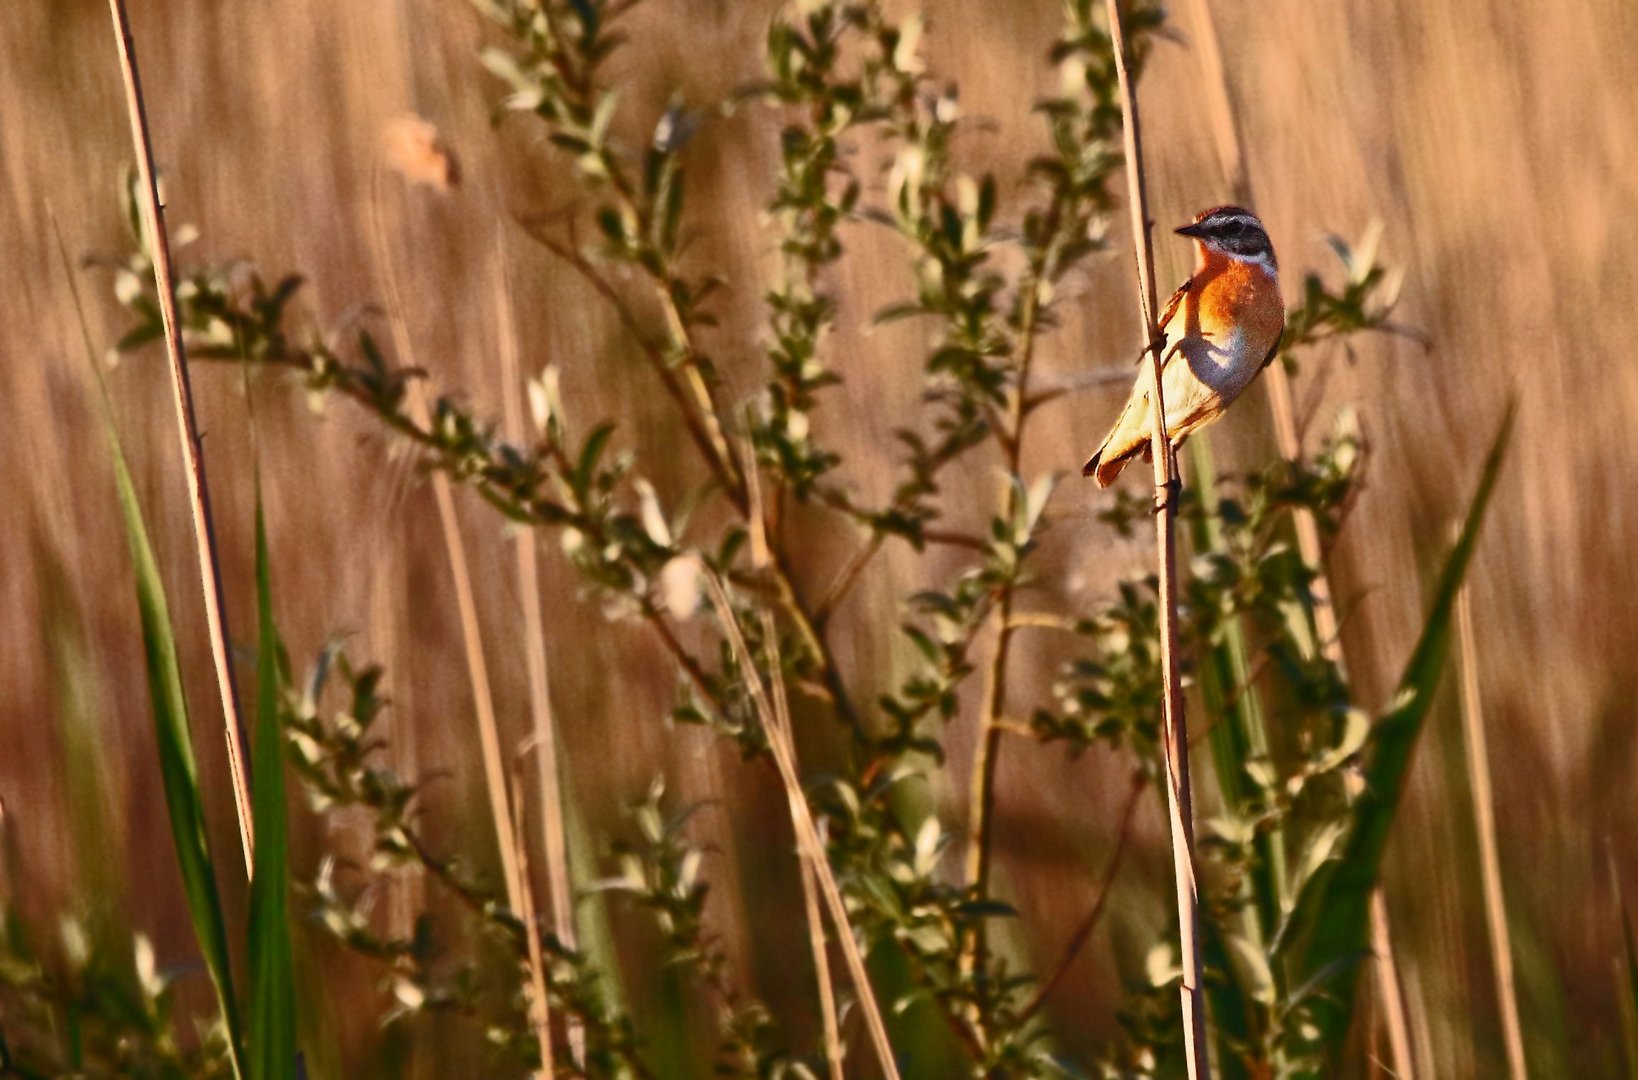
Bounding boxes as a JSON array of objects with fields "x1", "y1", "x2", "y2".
[{"x1": 3, "y1": 1, "x2": 1637, "y2": 1076}]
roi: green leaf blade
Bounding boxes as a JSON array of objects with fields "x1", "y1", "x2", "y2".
[
  {"x1": 248, "y1": 491, "x2": 296, "y2": 1080},
  {"x1": 1289, "y1": 398, "x2": 1516, "y2": 1053},
  {"x1": 105, "y1": 413, "x2": 246, "y2": 1079}
]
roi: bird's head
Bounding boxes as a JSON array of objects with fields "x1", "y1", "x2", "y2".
[{"x1": 1175, "y1": 206, "x2": 1276, "y2": 271}]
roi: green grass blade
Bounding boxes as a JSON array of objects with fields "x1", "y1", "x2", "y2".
[
  {"x1": 247, "y1": 490, "x2": 296, "y2": 1080},
  {"x1": 1285, "y1": 399, "x2": 1515, "y2": 1052},
  {"x1": 105, "y1": 409, "x2": 246, "y2": 1079}
]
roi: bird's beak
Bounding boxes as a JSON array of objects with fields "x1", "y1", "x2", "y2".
[{"x1": 1174, "y1": 222, "x2": 1209, "y2": 239}]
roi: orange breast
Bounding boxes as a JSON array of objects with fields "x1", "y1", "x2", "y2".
[{"x1": 1190, "y1": 253, "x2": 1285, "y2": 349}]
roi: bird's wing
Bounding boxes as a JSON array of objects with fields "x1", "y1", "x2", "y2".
[
  {"x1": 1157, "y1": 276, "x2": 1192, "y2": 336},
  {"x1": 1127, "y1": 278, "x2": 1193, "y2": 366}
]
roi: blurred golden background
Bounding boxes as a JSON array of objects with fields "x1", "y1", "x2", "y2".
[{"x1": 3, "y1": 1, "x2": 1636, "y2": 1075}]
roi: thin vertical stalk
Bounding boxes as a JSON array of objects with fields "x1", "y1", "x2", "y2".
[
  {"x1": 762, "y1": 610, "x2": 846, "y2": 1080},
  {"x1": 963, "y1": 269, "x2": 1047, "y2": 995},
  {"x1": 744, "y1": 437, "x2": 845, "y2": 1078},
  {"x1": 1107, "y1": 3, "x2": 1210, "y2": 1074},
  {"x1": 510, "y1": 772, "x2": 555, "y2": 1079},
  {"x1": 105, "y1": 0, "x2": 254, "y2": 875},
  {"x1": 369, "y1": 169, "x2": 523, "y2": 919},
  {"x1": 1184, "y1": 1, "x2": 1415, "y2": 1071},
  {"x1": 1456, "y1": 575, "x2": 1527, "y2": 1079},
  {"x1": 494, "y1": 236, "x2": 584, "y2": 1065},
  {"x1": 1369, "y1": 892, "x2": 1414, "y2": 1077},
  {"x1": 701, "y1": 571, "x2": 900, "y2": 1080}
]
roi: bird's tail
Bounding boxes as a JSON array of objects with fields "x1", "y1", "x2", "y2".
[
  {"x1": 1081, "y1": 442, "x2": 1147, "y2": 488},
  {"x1": 1082, "y1": 393, "x2": 1153, "y2": 488}
]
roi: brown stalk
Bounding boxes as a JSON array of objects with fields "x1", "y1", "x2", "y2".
[
  {"x1": 1184, "y1": 0, "x2": 1417, "y2": 1070},
  {"x1": 369, "y1": 167, "x2": 524, "y2": 920},
  {"x1": 105, "y1": 0, "x2": 255, "y2": 875},
  {"x1": 1107, "y1": 2, "x2": 1211, "y2": 1074},
  {"x1": 1455, "y1": 568, "x2": 1527, "y2": 1078},
  {"x1": 701, "y1": 570, "x2": 900, "y2": 1080},
  {"x1": 495, "y1": 237, "x2": 584, "y2": 1066}
]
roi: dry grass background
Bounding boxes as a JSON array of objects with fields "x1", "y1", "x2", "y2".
[{"x1": 4, "y1": 0, "x2": 1638, "y2": 1075}]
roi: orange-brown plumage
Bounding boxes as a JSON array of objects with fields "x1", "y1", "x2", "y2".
[{"x1": 1083, "y1": 206, "x2": 1285, "y2": 486}]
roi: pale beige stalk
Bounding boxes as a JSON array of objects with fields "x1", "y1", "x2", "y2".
[
  {"x1": 701, "y1": 570, "x2": 900, "y2": 1080},
  {"x1": 368, "y1": 167, "x2": 523, "y2": 921},
  {"x1": 1456, "y1": 573, "x2": 1527, "y2": 1078},
  {"x1": 510, "y1": 771, "x2": 555, "y2": 1078},
  {"x1": 763, "y1": 610, "x2": 846, "y2": 1080},
  {"x1": 494, "y1": 236, "x2": 584, "y2": 1066},
  {"x1": 1107, "y1": 2, "x2": 1210, "y2": 1073},
  {"x1": 105, "y1": 0, "x2": 255, "y2": 875}
]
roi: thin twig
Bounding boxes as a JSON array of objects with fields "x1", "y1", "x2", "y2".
[
  {"x1": 1019, "y1": 771, "x2": 1147, "y2": 1020},
  {"x1": 701, "y1": 571, "x2": 900, "y2": 1080},
  {"x1": 1456, "y1": 565, "x2": 1527, "y2": 1079},
  {"x1": 962, "y1": 269, "x2": 1049, "y2": 999},
  {"x1": 105, "y1": 0, "x2": 255, "y2": 875},
  {"x1": 495, "y1": 233, "x2": 584, "y2": 1066},
  {"x1": 1107, "y1": 2, "x2": 1210, "y2": 1074},
  {"x1": 370, "y1": 166, "x2": 524, "y2": 920},
  {"x1": 1183, "y1": 0, "x2": 1412, "y2": 1070}
]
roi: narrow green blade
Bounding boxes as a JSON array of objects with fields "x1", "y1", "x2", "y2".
[
  {"x1": 1285, "y1": 400, "x2": 1515, "y2": 1053},
  {"x1": 247, "y1": 490, "x2": 296, "y2": 1080},
  {"x1": 105, "y1": 415, "x2": 246, "y2": 1078}
]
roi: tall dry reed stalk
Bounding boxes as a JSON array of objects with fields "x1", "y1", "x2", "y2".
[
  {"x1": 509, "y1": 768, "x2": 555, "y2": 1079},
  {"x1": 104, "y1": 0, "x2": 255, "y2": 875},
  {"x1": 1456, "y1": 568, "x2": 1527, "y2": 1077},
  {"x1": 763, "y1": 609, "x2": 846, "y2": 1080},
  {"x1": 743, "y1": 455, "x2": 846, "y2": 1080},
  {"x1": 494, "y1": 236, "x2": 583, "y2": 1066},
  {"x1": 1106, "y1": 2, "x2": 1210, "y2": 1074},
  {"x1": 367, "y1": 165, "x2": 525, "y2": 922},
  {"x1": 700, "y1": 569, "x2": 900, "y2": 1080}
]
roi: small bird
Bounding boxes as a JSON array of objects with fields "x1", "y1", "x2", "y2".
[{"x1": 1083, "y1": 206, "x2": 1285, "y2": 487}]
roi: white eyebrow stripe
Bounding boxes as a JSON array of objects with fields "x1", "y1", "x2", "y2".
[{"x1": 1234, "y1": 249, "x2": 1279, "y2": 278}]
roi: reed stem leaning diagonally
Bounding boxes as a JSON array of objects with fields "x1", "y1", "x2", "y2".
[
  {"x1": 1106, "y1": 3, "x2": 1210, "y2": 1075},
  {"x1": 700, "y1": 571, "x2": 900, "y2": 1080},
  {"x1": 1182, "y1": 1, "x2": 1416, "y2": 1072},
  {"x1": 105, "y1": 0, "x2": 256, "y2": 876}
]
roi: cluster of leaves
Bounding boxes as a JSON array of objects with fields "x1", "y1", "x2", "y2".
[
  {"x1": 284, "y1": 643, "x2": 655, "y2": 1078},
  {"x1": 0, "y1": 916, "x2": 235, "y2": 1079}
]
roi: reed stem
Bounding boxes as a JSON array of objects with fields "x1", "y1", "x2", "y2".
[
  {"x1": 1107, "y1": 2, "x2": 1210, "y2": 1072},
  {"x1": 105, "y1": 0, "x2": 255, "y2": 875}
]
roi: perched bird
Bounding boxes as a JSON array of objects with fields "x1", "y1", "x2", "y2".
[{"x1": 1083, "y1": 206, "x2": 1285, "y2": 487}]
